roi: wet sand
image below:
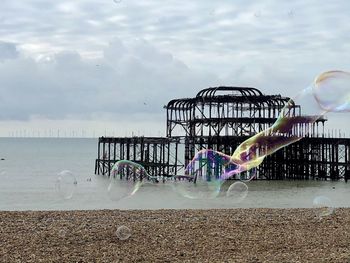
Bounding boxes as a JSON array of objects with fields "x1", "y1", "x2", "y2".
[{"x1": 1, "y1": 208, "x2": 350, "y2": 262}]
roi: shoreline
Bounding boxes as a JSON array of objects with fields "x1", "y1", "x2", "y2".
[{"x1": 1, "y1": 208, "x2": 350, "y2": 262}]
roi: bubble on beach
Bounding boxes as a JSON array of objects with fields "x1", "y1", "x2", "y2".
[
  {"x1": 107, "y1": 160, "x2": 153, "y2": 202},
  {"x1": 226, "y1": 182, "x2": 248, "y2": 203},
  {"x1": 115, "y1": 225, "x2": 131, "y2": 240},
  {"x1": 55, "y1": 170, "x2": 77, "y2": 200},
  {"x1": 312, "y1": 196, "x2": 334, "y2": 218}
]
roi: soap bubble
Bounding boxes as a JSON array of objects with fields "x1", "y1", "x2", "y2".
[
  {"x1": 222, "y1": 70, "x2": 350, "y2": 179},
  {"x1": 108, "y1": 177, "x2": 143, "y2": 202},
  {"x1": 115, "y1": 225, "x2": 131, "y2": 240},
  {"x1": 172, "y1": 150, "x2": 228, "y2": 199},
  {"x1": 226, "y1": 182, "x2": 248, "y2": 203},
  {"x1": 107, "y1": 160, "x2": 154, "y2": 202},
  {"x1": 55, "y1": 170, "x2": 77, "y2": 200},
  {"x1": 312, "y1": 196, "x2": 334, "y2": 218},
  {"x1": 312, "y1": 71, "x2": 350, "y2": 112},
  {"x1": 172, "y1": 175, "x2": 223, "y2": 199}
]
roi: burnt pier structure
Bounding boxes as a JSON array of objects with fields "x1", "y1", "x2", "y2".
[{"x1": 95, "y1": 87, "x2": 350, "y2": 181}]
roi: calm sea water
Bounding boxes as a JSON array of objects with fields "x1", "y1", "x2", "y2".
[{"x1": 0, "y1": 138, "x2": 349, "y2": 211}]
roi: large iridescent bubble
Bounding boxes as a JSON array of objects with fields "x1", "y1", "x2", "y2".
[{"x1": 224, "y1": 70, "x2": 350, "y2": 179}]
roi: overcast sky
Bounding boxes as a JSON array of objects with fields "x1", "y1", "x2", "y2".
[{"x1": 0, "y1": 0, "x2": 349, "y2": 137}]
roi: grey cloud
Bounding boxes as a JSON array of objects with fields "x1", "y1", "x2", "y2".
[
  {"x1": 0, "y1": 41, "x2": 18, "y2": 60},
  {"x1": 0, "y1": 39, "x2": 218, "y2": 121}
]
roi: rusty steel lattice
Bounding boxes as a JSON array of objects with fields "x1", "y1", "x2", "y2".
[{"x1": 95, "y1": 86, "x2": 350, "y2": 181}]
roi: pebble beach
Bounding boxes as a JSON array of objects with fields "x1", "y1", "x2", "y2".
[{"x1": 1, "y1": 208, "x2": 350, "y2": 262}]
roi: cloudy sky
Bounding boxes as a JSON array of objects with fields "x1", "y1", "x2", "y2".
[{"x1": 0, "y1": 0, "x2": 349, "y2": 137}]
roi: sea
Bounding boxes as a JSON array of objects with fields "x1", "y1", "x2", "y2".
[{"x1": 0, "y1": 137, "x2": 349, "y2": 211}]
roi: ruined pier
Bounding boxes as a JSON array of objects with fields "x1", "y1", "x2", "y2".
[{"x1": 95, "y1": 87, "x2": 350, "y2": 180}]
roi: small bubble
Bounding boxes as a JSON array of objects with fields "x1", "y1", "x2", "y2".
[
  {"x1": 55, "y1": 170, "x2": 77, "y2": 200},
  {"x1": 313, "y1": 71, "x2": 350, "y2": 112},
  {"x1": 313, "y1": 196, "x2": 334, "y2": 218},
  {"x1": 115, "y1": 225, "x2": 131, "y2": 240},
  {"x1": 226, "y1": 182, "x2": 248, "y2": 203}
]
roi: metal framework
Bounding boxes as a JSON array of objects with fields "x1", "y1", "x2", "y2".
[
  {"x1": 95, "y1": 86, "x2": 350, "y2": 181},
  {"x1": 95, "y1": 136, "x2": 182, "y2": 178}
]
